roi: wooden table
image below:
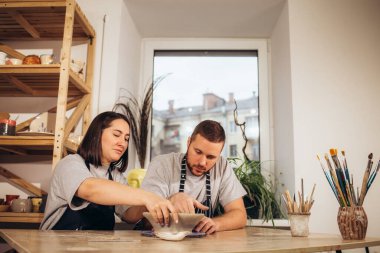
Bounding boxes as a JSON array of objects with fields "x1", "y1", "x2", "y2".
[{"x1": 1, "y1": 227, "x2": 380, "y2": 253}]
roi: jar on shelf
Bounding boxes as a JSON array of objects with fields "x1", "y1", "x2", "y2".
[{"x1": 0, "y1": 119, "x2": 16, "y2": 136}]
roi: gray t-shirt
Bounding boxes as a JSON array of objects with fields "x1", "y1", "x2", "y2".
[
  {"x1": 40, "y1": 154, "x2": 129, "y2": 230},
  {"x1": 141, "y1": 153, "x2": 246, "y2": 213}
]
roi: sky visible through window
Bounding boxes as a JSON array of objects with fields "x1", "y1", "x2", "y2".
[{"x1": 153, "y1": 56, "x2": 258, "y2": 111}]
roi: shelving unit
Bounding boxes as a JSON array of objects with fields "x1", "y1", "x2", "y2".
[{"x1": 0, "y1": 0, "x2": 96, "y2": 224}]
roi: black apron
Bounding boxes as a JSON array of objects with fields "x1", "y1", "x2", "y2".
[
  {"x1": 52, "y1": 166, "x2": 115, "y2": 230},
  {"x1": 180, "y1": 155, "x2": 213, "y2": 218}
]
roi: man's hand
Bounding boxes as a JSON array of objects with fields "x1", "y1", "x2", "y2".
[
  {"x1": 194, "y1": 217, "x2": 219, "y2": 234},
  {"x1": 144, "y1": 193, "x2": 178, "y2": 226},
  {"x1": 168, "y1": 192, "x2": 209, "y2": 213}
]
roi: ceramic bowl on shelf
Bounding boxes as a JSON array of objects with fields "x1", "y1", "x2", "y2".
[
  {"x1": 10, "y1": 198, "x2": 32, "y2": 213},
  {"x1": 142, "y1": 212, "x2": 204, "y2": 241}
]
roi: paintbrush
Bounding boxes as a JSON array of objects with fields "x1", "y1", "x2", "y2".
[
  {"x1": 330, "y1": 149, "x2": 349, "y2": 205},
  {"x1": 317, "y1": 155, "x2": 338, "y2": 200},
  {"x1": 367, "y1": 159, "x2": 380, "y2": 190},
  {"x1": 358, "y1": 153, "x2": 373, "y2": 205},
  {"x1": 325, "y1": 154, "x2": 347, "y2": 206},
  {"x1": 301, "y1": 178, "x2": 304, "y2": 213},
  {"x1": 341, "y1": 150, "x2": 351, "y2": 182}
]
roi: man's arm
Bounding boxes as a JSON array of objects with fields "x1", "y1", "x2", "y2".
[
  {"x1": 194, "y1": 197, "x2": 246, "y2": 234},
  {"x1": 122, "y1": 206, "x2": 147, "y2": 223}
]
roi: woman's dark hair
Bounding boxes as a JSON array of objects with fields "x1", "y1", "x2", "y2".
[
  {"x1": 190, "y1": 120, "x2": 225, "y2": 143},
  {"x1": 77, "y1": 111, "x2": 130, "y2": 172}
]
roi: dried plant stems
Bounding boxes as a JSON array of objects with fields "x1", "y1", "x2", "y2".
[
  {"x1": 113, "y1": 75, "x2": 169, "y2": 168},
  {"x1": 233, "y1": 100, "x2": 250, "y2": 162}
]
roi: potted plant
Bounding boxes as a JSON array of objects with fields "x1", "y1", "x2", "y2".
[
  {"x1": 230, "y1": 158, "x2": 283, "y2": 222},
  {"x1": 231, "y1": 101, "x2": 284, "y2": 223}
]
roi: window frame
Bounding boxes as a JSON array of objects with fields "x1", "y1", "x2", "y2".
[{"x1": 140, "y1": 38, "x2": 271, "y2": 168}]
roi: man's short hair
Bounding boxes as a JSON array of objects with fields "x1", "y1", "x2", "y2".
[{"x1": 190, "y1": 120, "x2": 225, "y2": 143}]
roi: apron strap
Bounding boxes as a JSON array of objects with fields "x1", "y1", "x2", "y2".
[{"x1": 179, "y1": 155, "x2": 213, "y2": 217}]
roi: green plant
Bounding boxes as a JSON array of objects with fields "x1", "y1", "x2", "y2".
[
  {"x1": 230, "y1": 100, "x2": 284, "y2": 224},
  {"x1": 230, "y1": 157, "x2": 284, "y2": 224}
]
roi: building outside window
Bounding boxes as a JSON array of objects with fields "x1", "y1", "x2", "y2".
[
  {"x1": 151, "y1": 50, "x2": 260, "y2": 160},
  {"x1": 230, "y1": 144, "x2": 238, "y2": 157}
]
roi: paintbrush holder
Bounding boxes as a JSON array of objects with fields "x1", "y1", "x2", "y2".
[
  {"x1": 337, "y1": 206, "x2": 367, "y2": 240},
  {"x1": 288, "y1": 213, "x2": 310, "y2": 237}
]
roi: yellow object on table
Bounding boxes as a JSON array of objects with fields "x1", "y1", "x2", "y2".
[{"x1": 127, "y1": 168, "x2": 146, "y2": 188}]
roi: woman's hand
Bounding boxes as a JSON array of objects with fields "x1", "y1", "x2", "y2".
[{"x1": 144, "y1": 193, "x2": 178, "y2": 226}]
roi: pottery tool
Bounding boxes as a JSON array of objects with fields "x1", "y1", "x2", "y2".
[
  {"x1": 358, "y1": 153, "x2": 373, "y2": 205},
  {"x1": 283, "y1": 181, "x2": 316, "y2": 215}
]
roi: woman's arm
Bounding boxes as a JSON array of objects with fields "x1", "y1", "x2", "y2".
[{"x1": 77, "y1": 177, "x2": 178, "y2": 225}]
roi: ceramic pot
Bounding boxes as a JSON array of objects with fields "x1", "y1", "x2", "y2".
[
  {"x1": 288, "y1": 213, "x2": 310, "y2": 237},
  {"x1": 5, "y1": 194, "x2": 19, "y2": 205},
  {"x1": 10, "y1": 198, "x2": 32, "y2": 213},
  {"x1": 337, "y1": 206, "x2": 367, "y2": 240}
]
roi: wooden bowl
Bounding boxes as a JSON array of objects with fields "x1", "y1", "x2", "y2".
[
  {"x1": 142, "y1": 212, "x2": 204, "y2": 240},
  {"x1": 0, "y1": 205, "x2": 10, "y2": 212}
]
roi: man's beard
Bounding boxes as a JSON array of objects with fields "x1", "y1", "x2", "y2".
[{"x1": 187, "y1": 162, "x2": 207, "y2": 175}]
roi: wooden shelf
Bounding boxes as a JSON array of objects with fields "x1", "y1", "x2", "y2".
[
  {"x1": 0, "y1": 0, "x2": 95, "y2": 41},
  {"x1": 0, "y1": 0, "x2": 94, "y2": 228},
  {"x1": 0, "y1": 135, "x2": 79, "y2": 155},
  {"x1": 0, "y1": 65, "x2": 90, "y2": 97},
  {"x1": 0, "y1": 212, "x2": 43, "y2": 223},
  {"x1": 0, "y1": 135, "x2": 54, "y2": 155}
]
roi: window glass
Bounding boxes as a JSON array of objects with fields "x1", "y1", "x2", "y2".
[{"x1": 151, "y1": 50, "x2": 259, "y2": 160}]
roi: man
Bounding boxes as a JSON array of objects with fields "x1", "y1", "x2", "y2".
[{"x1": 125, "y1": 120, "x2": 247, "y2": 234}]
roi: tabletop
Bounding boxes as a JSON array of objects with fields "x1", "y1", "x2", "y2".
[{"x1": 1, "y1": 227, "x2": 380, "y2": 253}]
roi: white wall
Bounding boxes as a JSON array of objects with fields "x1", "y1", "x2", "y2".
[
  {"x1": 284, "y1": 0, "x2": 380, "y2": 240},
  {"x1": 270, "y1": 1, "x2": 295, "y2": 195}
]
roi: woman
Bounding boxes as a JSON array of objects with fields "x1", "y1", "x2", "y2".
[{"x1": 40, "y1": 111, "x2": 177, "y2": 230}]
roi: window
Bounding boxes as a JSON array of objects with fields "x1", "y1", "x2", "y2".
[
  {"x1": 151, "y1": 50, "x2": 259, "y2": 159},
  {"x1": 141, "y1": 39, "x2": 270, "y2": 164},
  {"x1": 229, "y1": 121, "x2": 237, "y2": 133},
  {"x1": 230, "y1": 145, "x2": 238, "y2": 157}
]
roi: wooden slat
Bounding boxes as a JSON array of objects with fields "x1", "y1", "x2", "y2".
[
  {"x1": 82, "y1": 37, "x2": 95, "y2": 133},
  {"x1": 0, "y1": 65, "x2": 88, "y2": 97},
  {"x1": 7, "y1": 10, "x2": 40, "y2": 38},
  {"x1": 0, "y1": 64, "x2": 60, "y2": 73},
  {"x1": 3, "y1": 74, "x2": 36, "y2": 95},
  {"x1": 52, "y1": 0, "x2": 75, "y2": 170},
  {"x1": 0, "y1": 212, "x2": 43, "y2": 223},
  {"x1": 69, "y1": 70, "x2": 90, "y2": 94},
  {"x1": 0, "y1": 43, "x2": 25, "y2": 59},
  {"x1": 64, "y1": 139, "x2": 78, "y2": 153},
  {"x1": 0, "y1": 146, "x2": 28, "y2": 155},
  {"x1": 15, "y1": 96, "x2": 82, "y2": 132},
  {"x1": 0, "y1": 135, "x2": 54, "y2": 146},
  {"x1": 63, "y1": 94, "x2": 90, "y2": 139},
  {"x1": 0, "y1": 166, "x2": 47, "y2": 196},
  {"x1": 74, "y1": 4, "x2": 95, "y2": 38}
]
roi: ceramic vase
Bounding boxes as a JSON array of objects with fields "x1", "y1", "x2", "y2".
[{"x1": 337, "y1": 206, "x2": 367, "y2": 240}]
